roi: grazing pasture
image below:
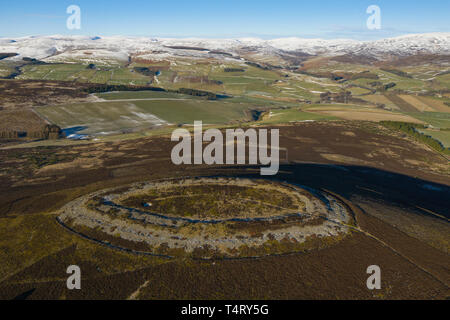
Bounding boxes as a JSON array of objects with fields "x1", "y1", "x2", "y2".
[{"x1": 35, "y1": 98, "x2": 252, "y2": 135}]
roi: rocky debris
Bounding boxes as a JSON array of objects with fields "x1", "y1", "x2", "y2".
[{"x1": 58, "y1": 178, "x2": 352, "y2": 258}]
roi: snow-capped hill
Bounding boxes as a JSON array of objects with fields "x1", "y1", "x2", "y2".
[
  {"x1": 0, "y1": 33, "x2": 449, "y2": 62},
  {"x1": 355, "y1": 33, "x2": 450, "y2": 57},
  {"x1": 266, "y1": 37, "x2": 360, "y2": 54}
]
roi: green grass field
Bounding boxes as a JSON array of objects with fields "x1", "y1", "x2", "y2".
[
  {"x1": 0, "y1": 62, "x2": 16, "y2": 77},
  {"x1": 258, "y1": 108, "x2": 337, "y2": 124},
  {"x1": 16, "y1": 63, "x2": 153, "y2": 85},
  {"x1": 18, "y1": 64, "x2": 87, "y2": 81},
  {"x1": 418, "y1": 129, "x2": 450, "y2": 148},
  {"x1": 131, "y1": 100, "x2": 251, "y2": 125},
  {"x1": 406, "y1": 112, "x2": 450, "y2": 128},
  {"x1": 302, "y1": 103, "x2": 369, "y2": 111},
  {"x1": 34, "y1": 98, "x2": 252, "y2": 135},
  {"x1": 13, "y1": 61, "x2": 342, "y2": 101}
]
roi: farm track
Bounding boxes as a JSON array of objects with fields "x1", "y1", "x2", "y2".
[
  {"x1": 30, "y1": 107, "x2": 52, "y2": 125},
  {"x1": 355, "y1": 222, "x2": 449, "y2": 288},
  {"x1": 95, "y1": 98, "x2": 192, "y2": 102},
  {"x1": 328, "y1": 193, "x2": 450, "y2": 288}
]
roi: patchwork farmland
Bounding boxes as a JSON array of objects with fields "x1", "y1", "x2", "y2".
[{"x1": 0, "y1": 33, "x2": 449, "y2": 301}]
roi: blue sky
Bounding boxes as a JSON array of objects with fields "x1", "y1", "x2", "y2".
[{"x1": 1, "y1": 0, "x2": 449, "y2": 40}]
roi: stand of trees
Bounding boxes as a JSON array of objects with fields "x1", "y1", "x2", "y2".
[
  {"x1": 133, "y1": 67, "x2": 159, "y2": 77},
  {"x1": 0, "y1": 125, "x2": 62, "y2": 140},
  {"x1": 378, "y1": 82, "x2": 397, "y2": 92},
  {"x1": 0, "y1": 53, "x2": 18, "y2": 60},
  {"x1": 380, "y1": 121, "x2": 450, "y2": 155},
  {"x1": 84, "y1": 84, "x2": 223, "y2": 100},
  {"x1": 84, "y1": 84, "x2": 166, "y2": 94},
  {"x1": 224, "y1": 68, "x2": 246, "y2": 72},
  {"x1": 174, "y1": 88, "x2": 217, "y2": 100},
  {"x1": 320, "y1": 91, "x2": 352, "y2": 103},
  {"x1": 380, "y1": 68, "x2": 412, "y2": 79}
]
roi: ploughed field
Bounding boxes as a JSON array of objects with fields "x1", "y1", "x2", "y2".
[{"x1": 0, "y1": 122, "x2": 448, "y2": 299}]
